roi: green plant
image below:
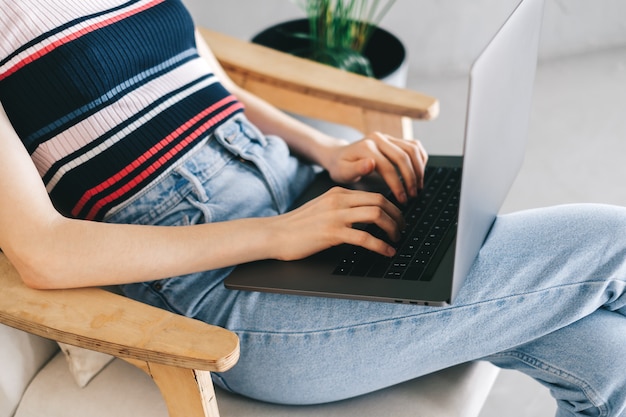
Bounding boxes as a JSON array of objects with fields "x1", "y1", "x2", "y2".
[{"x1": 290, "y1": 0, "x2": 397, "y2": 76}]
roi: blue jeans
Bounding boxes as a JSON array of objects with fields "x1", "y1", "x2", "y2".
[{"x1": 106, "y1": 115, "x2": 626, "y2": 416}]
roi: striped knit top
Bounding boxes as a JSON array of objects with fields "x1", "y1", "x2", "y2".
[{"x1": 0, "y1": 0, "x2": 244, "y2": 221}]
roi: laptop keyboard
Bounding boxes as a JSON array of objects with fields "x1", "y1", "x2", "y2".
[{"x1": 333, "y1": 166, "x2": 461, "y2": 281}]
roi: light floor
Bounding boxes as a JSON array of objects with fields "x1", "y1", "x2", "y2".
[{"x1": 409, "y1": 46, "x2": 626, "y2": 416}]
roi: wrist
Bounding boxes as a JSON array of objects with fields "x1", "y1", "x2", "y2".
[
  {"x1": 261, "y1": 214, "x2": 293, "y2": 261},
  {"x1": 310, "y1": 135, "x2": 349, "y2": 171}
]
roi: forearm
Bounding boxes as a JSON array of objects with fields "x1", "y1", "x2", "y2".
[{"x1": 9, "y1": 215, "x2": 276, "y2": 290}]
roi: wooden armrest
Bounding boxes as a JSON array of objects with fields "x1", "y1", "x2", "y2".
[
  {"x1": 0, "y1": 252, "x2": 239, "y2": 373},
  {"x1": 200, "y1": 28, "x2": 439, "y2": 137}
]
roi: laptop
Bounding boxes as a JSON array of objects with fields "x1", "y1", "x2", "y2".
[{"x1": 225, "y1": 0, "x2": 545, "y2": 306}]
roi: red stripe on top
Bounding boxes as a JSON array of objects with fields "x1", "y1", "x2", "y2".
[
  {"x1": 0, "y1": 0, "x2": 165, "y2": 81},
  {"x1": 83, "y1": 103, "x2": 244, "y2": 220},
  {"x1": 72, "y1": 98, "x2": 244, "y2": 219}
]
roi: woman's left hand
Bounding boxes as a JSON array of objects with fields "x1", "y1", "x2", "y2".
[{"x1": 323, "y1": 132, "x2": 428, "y2": 205}]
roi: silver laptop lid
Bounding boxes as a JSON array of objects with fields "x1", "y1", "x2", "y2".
[{"x1": 452, "y1": 0, "x2": 545, "y2": 300}]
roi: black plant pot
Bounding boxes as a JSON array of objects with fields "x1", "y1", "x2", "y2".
[
  {"x1": 252, "y1": 18, "x2": 406, "y2": 83},
  {"x1": 252, "y1": 19, "x2": 408, "y2": 139}
]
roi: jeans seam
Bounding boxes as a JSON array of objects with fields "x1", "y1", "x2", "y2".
[
  {"x1": 211, "y1": 371, "x2": 236, "y2": 393},
  {"x1": 228, "y1": 280, "x2": 617, "y2": 337},
  {"x1": 488, "y1": 350, "x2": 609, "y2": 416}
]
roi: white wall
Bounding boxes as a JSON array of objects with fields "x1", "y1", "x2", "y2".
[{"x1": 183, "y1": 0, "x2": 626, "y2": 77}]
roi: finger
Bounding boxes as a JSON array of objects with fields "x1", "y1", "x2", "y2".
[
  {"x1": 365, "y1": 133, "x2": 416, "y2": 203},
  {"x1": 345, "y1": 204, "x2": 403, "y2": 241},
  {"x1": 339, "y1": 158, "x2": 376, "y2": 183},
  {"x1": 330, "y1": 196, "x2": 404, "y2": 254},
  {"x1": 375, "y1": 135, "x2": 429, "y2": 197},
  {"x1": 393, "y1": 138, "x2": 428, "y2": 189},
  {"x1": 319, "y1": 187, "x2": 405, "y2": 237},
  {"x1": 342, "y1": 227, "x2": 397, "y2": 257},
  {"x1": 328, "y1": 187, "x2": 404, "y2": 225}
]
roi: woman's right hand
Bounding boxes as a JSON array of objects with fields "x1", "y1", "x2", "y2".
[{"x1": 268, "y1": 187, "x2": 405, "y2": 261}]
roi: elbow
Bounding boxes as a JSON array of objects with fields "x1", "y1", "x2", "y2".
[
  {"x1": 2, "y1": 248, "x2": 67, "y2": 290},
  {"x1": 1, "y1": 214, "x2": 77, "y2": 290},
  {"x1": 19, "y1": 270, "x2": 55, "y2": 290},
  {"x1": 14, "y1": 262, "x2": 58, "y2": 290}
]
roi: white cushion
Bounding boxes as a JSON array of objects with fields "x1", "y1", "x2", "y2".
[
  {"x1": 0, "y1": 324, "x2": 57, "y2": 417},
  {"x1": 15, "y1": 353, "x2": 168, "y2": 417},
  {"x1": 56, "y1": 343, "x2": 115, "y2": 388},
  {"x1": 16, "y1": 351, "x2": 499, "y2": 417},
  {"x1": 215, "y1": 362, "x2": 500, "y2": 417}
]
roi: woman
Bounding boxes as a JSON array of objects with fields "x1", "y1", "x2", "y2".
[{"x1": 1, "y1": 1, "x2": 626, "y2": 414}]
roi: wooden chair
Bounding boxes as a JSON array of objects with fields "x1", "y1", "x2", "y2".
[
  {"x1": 199, "y1": 28, "x2": 438, "y2": 138},
  {"x1": 0, "y1": 29, "x2": 497, "y2": 417}
]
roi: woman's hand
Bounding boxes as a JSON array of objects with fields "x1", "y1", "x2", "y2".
[
  {"x1": 265, "y1": 132, "x2": 428, "y2": 261},
  {"x1": 268, "y1": 187, "x2": 405, "y2": 261},
  {"x1": 322, "y1": 132, "x2": 428, "y2": 205}
]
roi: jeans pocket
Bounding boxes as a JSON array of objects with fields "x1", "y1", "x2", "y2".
[{"x1": 104, "y1": 169, "x2": 194, "y2": 226}]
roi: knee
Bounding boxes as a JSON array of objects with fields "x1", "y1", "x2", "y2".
[{"x1": 487, "y1": 310, "x2": 626, "y2": 416}]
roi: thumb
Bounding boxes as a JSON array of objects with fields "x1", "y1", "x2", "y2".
[
  {"x1": 341, "y1": 158, "x2": 376, "y2": 182},
  {"x1": 357, "y1": 158, "x2": 376, "y2": 176}
]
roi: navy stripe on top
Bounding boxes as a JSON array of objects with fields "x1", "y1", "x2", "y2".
[{"x1": 0, "y1": 0, "x2": 244, "y2": 220}]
